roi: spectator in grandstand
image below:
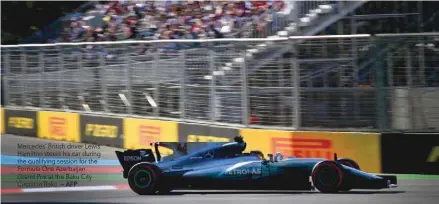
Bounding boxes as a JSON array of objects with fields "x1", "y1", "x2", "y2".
[
  {"x1": 56, "y1": 0, "x2": 289, "y2": 43},
  {"x1": 249, "y1": 113, "x2": 261, "y2": 125}
]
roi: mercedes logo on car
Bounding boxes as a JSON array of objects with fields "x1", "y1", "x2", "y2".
[{"x1": 204, "y1": 150, "x2": 214, "y2": 159}]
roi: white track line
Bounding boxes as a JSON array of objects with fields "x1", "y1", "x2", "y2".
[{"x1": 21, "y1": 185, "x2": 125, "y2": 193}]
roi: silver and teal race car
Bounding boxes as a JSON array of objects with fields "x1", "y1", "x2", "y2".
[{"x1": 116, "y1": 136, "x2": 397, "y2": 195}]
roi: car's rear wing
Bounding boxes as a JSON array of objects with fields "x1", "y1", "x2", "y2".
[{"x1": 115, "y1": 149, "x2": 156, "y2": 178}]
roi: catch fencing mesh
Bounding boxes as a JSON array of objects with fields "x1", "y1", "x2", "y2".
[{"x1": 2, "y1": 34, "x2": 438, "y2": 131}]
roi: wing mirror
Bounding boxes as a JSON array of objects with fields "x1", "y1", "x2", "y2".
[
  {"x1": 262, "y1": 160, "x2": 269, "y2": 165},
  {"x1": 267, "y1": 154, "x2": 274, "y2": 162},
  {"x1": 274, "y1": 152, "x2": 283, "y2": 162}
]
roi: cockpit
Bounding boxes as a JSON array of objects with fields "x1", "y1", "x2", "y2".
[
  {"x1": 153, "y1": 136, "x2": 251, "y2": 162},
  {"x1": 152, "y1": 136, "x2": 286, "y2": 164}
]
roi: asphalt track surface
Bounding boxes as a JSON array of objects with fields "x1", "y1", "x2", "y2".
[{"x1": 2, "y1": 134, "x2": 439, "y2": 204}]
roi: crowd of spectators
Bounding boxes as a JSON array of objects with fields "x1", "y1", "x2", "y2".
[{"x1": 52, "y1": 0, "x2": 290, "y2": 44}]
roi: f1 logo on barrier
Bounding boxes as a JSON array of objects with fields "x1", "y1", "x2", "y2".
[
  {"x1": 49, "y1": 117, "x2": 66, "y2": 137},
  {"x1": 85, "y1": 124, "x2": 118, "y2": 138},
  {"x1": 272, "y1": 138, "x2": 333, "y2": 159},
  {"x1": 139, "y1": 125, "x2": 161, "y2": 146},
  {"x1": 187, "y1": 135, "x2": 230, "y2": 142},
  {"x1": 427, "y1": 146, "x2": 439, "y2": 163},
  {"x1": 8, "y1": 117, "x2": 34, "y2": 129}
]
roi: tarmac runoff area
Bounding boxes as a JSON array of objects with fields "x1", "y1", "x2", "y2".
[{"x1": 1, "y1": 134, "x2": 439, "y2": 204}]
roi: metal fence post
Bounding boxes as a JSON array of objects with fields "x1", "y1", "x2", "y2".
[
  {"x1": 405, "y1": 45, "x2": 413, "y2": 87},
  {"x1": 291, "y1": 39, "x2": 301, "y2": 129},
  {"x1": 374, "y1": 36, "x2": 388, "y2": 131},
  {"x1": 58, "y1": 46, "x2": 64, "y2": 110},
  {"x1": 417, "y1": 2, "x2": 426, "y2": 86},
  {"x1": 418, "y1": 38, "x2": 426, "y2": 86},
  {"x1": 405, "y1": 44, "x2": 415, "y2": 129},
  {"x1": 125, "y1": 47, "x2": 133, "y2": 115},
  {"x1": 241, "y1": 50, "x2": 249, "y2": 126},
  {"x1": 3, "y1": 51, "x2": 10, "y2": 106},
  {"x1": 209, "y1": 48, "x2": 216, "y2": 123},
  {"x1": 77, "y1": 46, "x2": 84, "y2": 110},
  {"x1": 350, "y1": 12, "x2": 361, "y2": 120},
  {"x1": 20, "y1": 47, "x2": 26, "y2": 106},
  {"x1": 180, "y1": 49, "x2": 186, "y2": 119},
  {"x1": 39, "y1": 48, "x2": 45, "y2": 108},
  {"x1": 387, "y1": 54, "x2": 394, "y2": 87},
  {"x1": 153, "y1": 48, "x2": 159, "y2": 117},
  {"x1": 98, "y1": 49, "x2": 108, "y2": 113}
]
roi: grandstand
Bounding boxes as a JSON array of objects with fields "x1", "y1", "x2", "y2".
[{"x1": 1, "y1": 1, "x2": 438, "y2": 132}]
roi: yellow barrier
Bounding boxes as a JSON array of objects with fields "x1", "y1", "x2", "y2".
[
  {"x1": 240, "y1": 129, "x2": 381, "y2": 173},
  {"x1": 37, "y1": 111, "x2": 80, "y2": 142},
  {"x1": 123, "y1": 118, "x2": 178, "y2": 154},
  {"x1": 10, "y1": 108, "x2": 380, "y2": 172},
  {"x1": 1, "y1": 108, "x2": 4, "y2": 134},
  {"x1": 239, "y1": 128, "x2": 292, "y2": 154}
]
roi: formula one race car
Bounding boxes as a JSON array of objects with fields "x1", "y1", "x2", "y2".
[{"x1": 116, "y1": 136, "x2": 397, "y2": 194}]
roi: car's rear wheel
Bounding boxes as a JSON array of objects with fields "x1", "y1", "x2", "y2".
[
  {"x1": 311, "y1": 161, "x2": 344, "y2": 193},
  {"x1": 128, "y1": 163, "x2": 161, "y2": 195}
]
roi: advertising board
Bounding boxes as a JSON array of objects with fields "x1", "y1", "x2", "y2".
[
  {"x1": 240, "y1": 129, "x2": 381, "y2": 173},
  {"x1": 37, "y1": 111, "x2": 80, "y2": 142},
  {"x1": 4, "y1": 109, "x2": 38, "y2": 137},
  {"x1": 274, "y1": 131, "x2": 381, "y2": 173},
  {"x1": 239, "y1": 128, "x2": 292, "y2": 155},
  {"x1": 178, "y1": 123, "x2": 237, "y2": 143},
  {"x1": 381, "y1": 133, "x2": 439, "y2": 174},
  {"x1": 123, "y1": 118, "x2": 178, "y2": 155},
  {"x1": 1, "y1": 108, "x2": 5, "y2": 134},
  {"x1": 80, "y1": 115, "x2": 123, "y2": 148}
]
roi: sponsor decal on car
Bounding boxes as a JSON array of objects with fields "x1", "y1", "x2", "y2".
[
  {"x1": 225, "y1": 168, "x2": 262, "y2": 175},
  {"x1": 123, "y1": 151, "x2": 150, "y2": 162}
]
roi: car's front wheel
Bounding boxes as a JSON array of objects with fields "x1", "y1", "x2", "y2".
[
  {"x1": 338, "y1": 158, "x2": 360, "y2": 191},
  {"x1": 311, "y1": 161, "x2": 344, "y2": 193},
  {"x1": 127, "y1": 162, "x2": 161, "y2": 195},
  {"x1": 338, "y1": 158, "x2": 360, "y2": 170}
]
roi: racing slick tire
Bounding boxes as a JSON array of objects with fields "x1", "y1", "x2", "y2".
[
  {"x1": 338, "y1": 158, "x2": 360, "y2": 191},
  {"x1": 127, "y1": 162, "x2": 161, "y2": 195},
  {"x1": 311, "y1": 161, "x2": 344, "y2": 193},
  {"x1": 338, "y1": 158, "x2": 360, "y2": 170}
]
